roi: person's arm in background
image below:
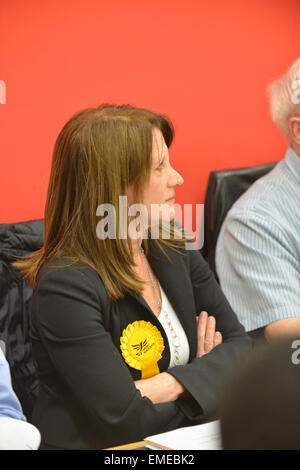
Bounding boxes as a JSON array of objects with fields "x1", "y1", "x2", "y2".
[
  {"x1": 265, "y1": 318, "x2": 300, "y2": 341},
  {"x1": 0, "y1": 348, "x2": 26, "y2": 421},
  {"x1": 216, "y1": 210, "x2": 300, "y2": 341}
]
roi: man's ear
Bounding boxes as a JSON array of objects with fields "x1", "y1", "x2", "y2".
[{"x1": 288, "y1": 116, "x2": 300, "y2": 144}]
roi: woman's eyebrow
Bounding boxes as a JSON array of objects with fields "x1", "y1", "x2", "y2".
[{"x1": 153, "y1": 154, "x2": 164, "y2": 168}]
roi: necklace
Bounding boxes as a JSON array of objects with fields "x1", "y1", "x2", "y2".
[
  {"x1": 140, "y1": 247, "x2": 161, "y2": 312},
  {"x1": 140, "y1": 247, "x2": 181, "y2": 366}
]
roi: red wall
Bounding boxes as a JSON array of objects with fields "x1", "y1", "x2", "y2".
[{"x1": 1, "y1": 0, "x2": 299, "y2": 223}]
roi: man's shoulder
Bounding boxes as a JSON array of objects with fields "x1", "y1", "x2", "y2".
[{"x1": 228, "y1": 160, "x2": 294, "y2": 221}]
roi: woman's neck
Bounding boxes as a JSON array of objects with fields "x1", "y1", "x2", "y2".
[{"x1": 129, "y1": 238, "x2": 143, "y2": 263}]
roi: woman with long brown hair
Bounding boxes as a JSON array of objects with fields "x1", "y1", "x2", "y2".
[{"x1": 14, "y1": 104, "x2": 251, "y2": 449}]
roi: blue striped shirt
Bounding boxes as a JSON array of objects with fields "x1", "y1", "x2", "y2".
[
  {"x1": 0, "y1": 348, "x2": 26, "y2": 421},
  {"x1": 215, "y1": 146, "x2": 300, "y2": 332}
]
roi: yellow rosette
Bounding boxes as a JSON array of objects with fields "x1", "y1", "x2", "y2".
[{"x1": 120, "y1": 321, "x2": 165, "y2": 378}]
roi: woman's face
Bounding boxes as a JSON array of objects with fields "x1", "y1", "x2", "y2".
[{"x1": 127, "y1": 127, "x2": 184, "y2": 228}]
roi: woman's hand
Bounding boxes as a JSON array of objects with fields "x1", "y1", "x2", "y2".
[
  {"x1": 196, "y1": 311, "x2": 222, "y2": 357},
  {"x1": 134, "y1": 372, "x2": 186, "y2": 404},
  {"x1": 134, "y1": 311, "x2": 222, "y2": 404}
]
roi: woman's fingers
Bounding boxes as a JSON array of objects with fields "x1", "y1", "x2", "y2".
[
  {"x1": 204, "y1": 315, "x2": 216, "y2": 353},
  {"x1": 214, "y1": 331, "x2": 222, "y2": 348},
  {"x1": 196, "y1": 311, "x2": 208, "y2": 357},
  {"x1": 196, "y1": 312, "x2": 223, "y2": 358}
]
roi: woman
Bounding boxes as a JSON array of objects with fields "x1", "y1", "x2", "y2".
[{"x1": 14, "y1": 104, "x2": 251, "y2": 449}]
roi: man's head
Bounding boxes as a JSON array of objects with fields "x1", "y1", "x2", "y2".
[{"x1": 267, "y1": 58, "x2": 300, "y2": 156}]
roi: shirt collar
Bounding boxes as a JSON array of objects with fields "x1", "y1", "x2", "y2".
[{"x1": 285, "y1": 146, "x2": 300, "y2": 184}]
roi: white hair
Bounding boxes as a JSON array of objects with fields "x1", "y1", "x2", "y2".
[{"x1": 267, "y1": 58, "x2": 300, "y2": 138}]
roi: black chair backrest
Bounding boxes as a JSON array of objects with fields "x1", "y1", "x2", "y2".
[
  {"x1": 201, "y1": 162, "x2": 276, "y2": 278},
  {"x1": 0, "y1": 219, "x2": 44, "y2": 420}
]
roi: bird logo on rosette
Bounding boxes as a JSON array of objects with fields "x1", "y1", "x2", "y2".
[{"x1": 120, "y1": 320, "x2": 164, "y2": 378}]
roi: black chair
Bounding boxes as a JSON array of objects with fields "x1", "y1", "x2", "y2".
[
  {"x1": 201, "y1": 162, "x2": 276, "y2": 279},
  {"x1": 0, "y1": 219, "x2": 44, "y2": 420}
]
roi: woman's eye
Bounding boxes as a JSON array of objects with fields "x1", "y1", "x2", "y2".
[{"x1": 156, "y1": 162, "x2": 164, "y2": 171}]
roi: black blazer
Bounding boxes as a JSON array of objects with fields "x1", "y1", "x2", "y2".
[{"x1": 31, "y1": 241, "x2": 251, "y2": 449}]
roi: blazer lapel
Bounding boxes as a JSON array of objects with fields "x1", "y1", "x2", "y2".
[
  {"x1": 147, "y1": 241, "x2": 198, "y2": 361},
  {"x1": 123, "y1": 277, "x2": 172, "y2": 373}
]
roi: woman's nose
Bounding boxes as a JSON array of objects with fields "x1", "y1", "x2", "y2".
[{"x1": 170, "y1": 168, "x2": 184, "y2": 187}]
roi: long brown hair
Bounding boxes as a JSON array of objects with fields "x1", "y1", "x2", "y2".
[{"x1": 13, "y1": 104, "x2": 188, "y2": 300}]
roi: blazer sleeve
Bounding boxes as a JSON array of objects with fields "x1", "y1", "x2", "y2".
[
  {"x1": 32, "y1": 266, "x2": 191, "y2": 447},
  {"x1": 167, "y1": 249, "x2": 252, "y2": 420}
]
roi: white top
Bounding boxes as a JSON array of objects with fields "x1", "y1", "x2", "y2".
[{"x1": 157, "y1": 284, "x2": 190, "y2": 368}]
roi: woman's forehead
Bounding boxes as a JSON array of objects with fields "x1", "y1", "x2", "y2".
[{"x1": 152, "y1": 128, "x2": 168, "y2": 159}]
